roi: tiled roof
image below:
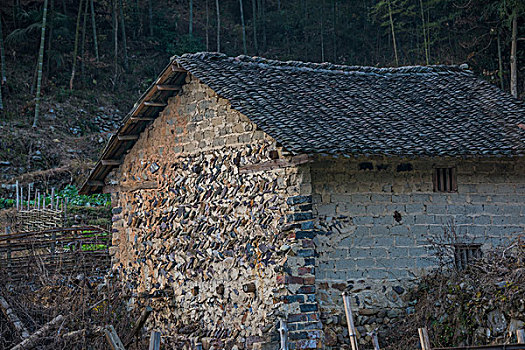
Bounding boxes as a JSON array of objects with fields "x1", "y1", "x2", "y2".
[{"x1": 177, "y1": 53, "x2": 525, "y2": 157}]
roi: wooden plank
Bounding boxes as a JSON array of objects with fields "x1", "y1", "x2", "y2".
[
  {"x1": 130, "y1": 117, "x2": 155, "y2": 122},
  {"x1": 148, "y1": 331, "x2": 161, "y2": 350},
  {"x1": 156, "y1": 84, "x2": 181, "y2": 91},
  {"x1": 418, "y1": 327, "x2": 431, "y2": 350},
  {"x1": 10, "y1": 315, "x2": 64, "y2": 350},
  {"x1": 171, "y1": 65, "x2": 186, "y2": 72},
  {"x1": 105, "y1": 325, "x2": 126, "y2": 350},
  {"x1": 239, "y1": 154, "x2": 311, "y2": 174},
  {"x1": 101, "y1": 159, "x2": 122, "y2": 166},
  {"x1": 342, "y1": 292, "x2": 359, "y2": 350},
  {"x1": 144, "y1": 101, "x2": 167, "y2": 107},
  {"x1": 117, "y1": 135, "x2": 139, "y2": 141}
]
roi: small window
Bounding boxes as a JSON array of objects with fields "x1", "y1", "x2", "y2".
[
  {"x1": 433, "y1": 167, "x2": 457, "y2": 192},
  {"x1": 454, "y1": 243, "x2": 482, "y2": 270}
]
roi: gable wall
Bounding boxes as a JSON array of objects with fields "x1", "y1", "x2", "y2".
[
  {"x1": 108, "y1": 75, "x2": 323, "y2": 349},
  {"x1": 310, "y1": 157, "x2": 525, "y2": 348}
]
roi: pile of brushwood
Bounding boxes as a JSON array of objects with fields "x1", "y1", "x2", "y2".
[
  {"x1": 383, "y1": 237, "x2": 525, "y2": 350},
  {"x1": 0, "y1": 269, "x2": 150, "y2": 349}
]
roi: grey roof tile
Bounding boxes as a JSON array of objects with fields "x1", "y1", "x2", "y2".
[{"x1": 176, "y1": 52, "x2": 525, "y2": 157}]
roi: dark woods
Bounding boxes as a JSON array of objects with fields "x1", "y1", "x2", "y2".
[{"x1": 0, "y1": 0, "x2": 523, "y2": 124}]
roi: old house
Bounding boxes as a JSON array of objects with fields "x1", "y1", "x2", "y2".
[{"x1": 81, "y1": 53, "x2": 525, "y2": 349}]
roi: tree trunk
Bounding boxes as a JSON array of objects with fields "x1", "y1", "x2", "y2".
[
  {"x1": 497, "y1": 31, "x2": 504, "y2": 90},
  {"x1": 113, "y1": 0, "x2": 118, "y2": 90},
  {"x1": 216, "y1": 0, "x2": 220, "y2": 52},
  {"x1": 320, "y1": 0, "x2": 325, "y2": 62},
  {"x1": 81, "y1": 0, "x2": 89, "y2": 83},
  {"x1": 510, "y1": 8, "x2": 518, "y2": 98},
  {"x1": 0, "y1": 17, "x2": 4, "y2": 110},
  {"x1": 251, "y1": 0, "x2": 257, "y2": 54},
  {"x1": 0, "y1": 17, "x2": 6, "y2": 84},
  {"x1": 206, "y1": 0, "x2": 209, "y2": 50},
  {"x1": 33, "y1": 0, "x2": 49, "y2": 128},
  {"x1": 419, "y1": 0, "x2": 428, "y2": 65},
  {"x1": 118, "y1": 0, "x2": 128, "y2": 71},
  {"x1": 303, "y1": 0, "x2": 308, "y2": 60},
  {"x1": 261, "y1": 0, "x2": 266, "y2": 50},
  {"x1": 332, "y1": 0, "x2": 336, "y2": 62},
  {"x1": 239, "y1": 0, "x2": 247, "y2": 54},
  {"x1": 69, "y1": 0, "x2": 84, "y2": 90},
  {"x1": 46, "y1": 0, "x2": 54, "y2": 79},
  {"x1": 189, "y1": 0, "x2": 193, "y2": 36},
  {"x1": 90, "y1": 0, "x2": 99, "y2": 61},
  {"x1": 387, "y1": 0, "x2": 399, "y2": 66},
  {"x1": 148, "y1": 0, "x2": 153, "y2": 36}
]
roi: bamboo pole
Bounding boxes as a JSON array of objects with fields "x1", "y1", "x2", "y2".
[
  {"x1": 342, "y1": 292, "x2": 359, "y2": 350},
  {"x1": 32, "y1": 0, "x2": 49, "y2": 128}
]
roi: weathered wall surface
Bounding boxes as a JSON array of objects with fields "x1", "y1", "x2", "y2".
[
  {"x1": 310, "y1": 157, "x2": 525, "y2": 347},
  {"x1": 108, "y1": 75, "x2": 322, "y2": 349}
]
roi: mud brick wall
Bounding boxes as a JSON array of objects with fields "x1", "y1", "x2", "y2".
[
  {"x1": 107, "y1": 75, "x2": 323, "y2": 349},
  {"x1": 310, "y1": 156, "x2": 525, "y2": 348}
]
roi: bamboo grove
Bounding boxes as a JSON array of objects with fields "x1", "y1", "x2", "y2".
[{"x1": 0, "y1": 0, "x2": 523, "y2": 126}]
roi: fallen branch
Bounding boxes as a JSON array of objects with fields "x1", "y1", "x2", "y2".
[
  {"x1": 11, "y1": 314, "x2": 64, "y2": 350},
  {"x1": 0, "y1": 294, "x2": 30, "y2": 339}
]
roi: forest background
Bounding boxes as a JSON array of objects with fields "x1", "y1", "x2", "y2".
[{"x1": 0, "y1": 0, "x2": 523, "y2": 196}]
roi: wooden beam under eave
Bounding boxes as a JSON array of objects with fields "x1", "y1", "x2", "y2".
[
  {"x1": 130, "y1": 117, "x2": 155, "y2": 122},
  {"x1": 117, "y1": 135, "x2": 139, "y2": 141},
  {"x1": 144, "y1": 101, "x2": 167, "y2": 107},
  {"x1": 101, "y1": 159, "x2": 121, "y2": 166},
  {"x1": 156, "y1": 85, "x2": 181, "y2": 91}
]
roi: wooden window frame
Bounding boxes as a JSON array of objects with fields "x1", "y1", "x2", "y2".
[
  {"x1": 453, "y1": 243, "x2": 482, "y2": 270},
  {"x1": 433, "y1": 167, "x2": 457, "y2": 193}
]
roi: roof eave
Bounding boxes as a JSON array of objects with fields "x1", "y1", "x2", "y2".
[{"x1": 79, "y1": 60, "x2": 187, "y2": 195}]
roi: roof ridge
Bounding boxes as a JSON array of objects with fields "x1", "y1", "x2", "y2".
[{"x1": 177, "y1": 52, "x2": 472, "y2": 76}]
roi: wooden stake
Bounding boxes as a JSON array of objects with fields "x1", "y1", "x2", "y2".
[
  {"x1": 278, "y1": 317, "x2": 288, "y2": 350},
  {"x1": 517, "y1": 329, "x2": 525, "y2": 344},
  {"x1": 20, "y1": 186, "x2": 23, "y2": 211},
  {"x1": 11, "y1": 315, "x2": 64, "y2": 350},
  {"x1": 148, "y1": 330, "x2": 161, "y2": 350},
  {"x1": 104, "y1": 325, "x2": 126, "y2": 350},
  {"x1": 124, "y1": 305, "x2": 153, "y2": 347},
  {"x1": 16, "y1": 180, "x2": 19, "y2": 210},
  {"x1": 27, "y1": 184, "x2": 31, "y2": 209},
  {"x1": 342, "y1": 292, "x2": 359, "y2": 350},
  {"x1": 372, "y1": 331, "x2": 380, "y2": 350},
  {"x1": 51, "y1": 188, "x2": 55, "y2": 209},
  {"x1": 418, "y1": 327, "x2": 431, "y2": 350}
]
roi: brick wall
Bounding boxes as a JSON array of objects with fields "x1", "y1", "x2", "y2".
[
  {"x1": 310, "y1": 156, "x2": 525, "y2": 348},
  {"x1": 107, "y1": 75, "x2": 323, "y2": 349}
]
